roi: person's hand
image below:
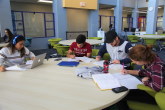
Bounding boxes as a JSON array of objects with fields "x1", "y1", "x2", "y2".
[
  {"x1": 121, "y1": 69, "x2": 128, "y2": 75},
  {"x1": 96, "y1": 56, "x2": 101, "y2": 61},
  {"x1": 112, "y1": 60, "x2": 120, "y2": 64},
  {"x1": 0, "y1": 66, "x2": 5, "y2": 72},
  {"x1": 31, "y1": 57, "x2": 35, "y2": 60},
  {"x1": 142, "y1": 77, "x2": 149, "y2": 83},
  {"x1": 70, "y1": 55, "x2": 75, "y2": 59}
]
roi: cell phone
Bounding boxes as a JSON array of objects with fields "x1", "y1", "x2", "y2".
[{"x1": 112, "y1": 86, "x2": 128, "y2": 93}]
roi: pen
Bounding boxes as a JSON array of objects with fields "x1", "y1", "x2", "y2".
[{"x1": 122, "y1": 63, "x2": 124, "y2": 70}]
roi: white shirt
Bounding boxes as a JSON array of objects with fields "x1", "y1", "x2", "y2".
[{"x1": 0, "y1": 47, "x2": 35, "y2": 67}]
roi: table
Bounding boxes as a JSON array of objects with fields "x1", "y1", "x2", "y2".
[
  {"x1": 59, "y1": 39, "x2": 103, "y2": 45},
  {"x1": 0, "y1": 42, "x2": 8, "y2": 48},
  {"x1": 0, "y1": 58, "x2": 128, "y2": 110},
  {"x1": 137, "y1": 35, "x2": 165, "y2": 39}
]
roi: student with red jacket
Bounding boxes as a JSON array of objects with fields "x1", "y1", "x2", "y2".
[{"x1": 67, "y1": 34, "x2": 92, "y2": 58}]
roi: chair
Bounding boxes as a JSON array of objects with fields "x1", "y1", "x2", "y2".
[
  {"x1": 127, "y1": 84, "x2": 165, "y2": 110},
  {"x1": 143, "y1": 38, "x2": 157, "y2": 49},
  {"x1": 25, "y1": 37, "x2": 32, "y2": 47},
  {"x1": 127, "y1": 35, "x2": 140, "y2": 45},
  {"x1": 56, "y1": 45, "x2": 70, "y2": 56},
  {"x1": 91, "y1": 49, "x2": 99, "y2": 58},
  {"x1": 48, "y1": 38, "x2": 62, "y2": 47},
  {"x1": 88, "y1": 37, "x2": 102, "y2": 40},
  {"x1": 102, "y1": 53, "x2": 110, "y2": 60}
]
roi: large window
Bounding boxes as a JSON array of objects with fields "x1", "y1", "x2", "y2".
[{"x1": 12, "y1": 11, "x2": 55, "y2": 38}]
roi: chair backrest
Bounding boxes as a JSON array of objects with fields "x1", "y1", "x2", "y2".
[
  {"x1": 88, "y1": 37, "x2": 102, "y2": 40},
  {"x1": 143, "y1": 38, "x2": 157, "y2": 46},
  {"x1": 92, "y1": 49, "x2": 99, "y2": 58},
  {"x1": 155, "y1": 92, "x2": 165, "y2": 110},
  {"x1": 102, "y1": 53, "x2": 110, "y2": 60},
  {"x1": 56, "y1": 45, "x2": 70, "y2": 56},
  {"x1": 127, "y1": 35, "x2": 140, "y2": 43},
  {"x1": 48, "y1": 38, "x2": 62, "y2": 46}
]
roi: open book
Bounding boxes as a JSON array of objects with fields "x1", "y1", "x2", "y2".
[{"x1": 92, "y1": 73, "x2": 142, "y2": 90}]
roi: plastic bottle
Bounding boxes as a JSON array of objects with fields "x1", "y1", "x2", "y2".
[{"x1": 103, "y1": 60, "x2": 109, "y2": 73}]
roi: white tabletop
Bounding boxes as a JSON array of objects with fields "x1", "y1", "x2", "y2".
[
  {"x1": 137, "y1": 35, "x2": 165, "y2": 39},
  {"x1": 59, "y1": 39, "x2": 103, "y2": 45},
  {"x1": 0, "y1": 58, "x2": 128, "y2": 110},
  {"x1": 0, "y1": 42, "x2": 8, "y2": 47}
]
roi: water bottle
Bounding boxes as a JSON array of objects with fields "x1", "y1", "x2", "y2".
[{"x1": 103, "y1": 60, "x2": 109, "y2": 73}]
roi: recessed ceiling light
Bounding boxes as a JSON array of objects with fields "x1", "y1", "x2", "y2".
[{"x1": 38, "y1": 0, "x2": 53, "y2": 3}]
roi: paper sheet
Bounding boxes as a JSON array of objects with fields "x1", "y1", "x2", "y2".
[
  {"x1": 92, "y1": 74, "x2": 121, "y2": 90},
  {"x1": 68, "y1": 57, "x2": 93, "y2": 63},
  {"x1": 6, "y1": 65, "x2": 27, "y2": 71}
]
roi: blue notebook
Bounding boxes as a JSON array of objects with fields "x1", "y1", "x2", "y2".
[{"x1": 58, "y1": 61, "x2": 79, "y2": 67}]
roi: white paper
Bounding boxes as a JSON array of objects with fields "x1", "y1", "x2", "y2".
[
  {"x1": 111, "y1": 73, "x2": 143, "y2": 89},
  {"x1": 92, "y1": 74, "x2": 121, "y2": 90},
  {"x1": 68, "y1": 57, "x2": 93, "y2": 63},
  {"x1": 93, "y1": 60, "x2": 104, "y2": 67},
  {"x1": 6, "y1": 65, "x2": 27, "y2": 71},
  {"x1": 26, "y1": 60, "x2": 33, "y2": 65}
]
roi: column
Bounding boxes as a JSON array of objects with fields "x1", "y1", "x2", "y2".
[
  {"x1": 0, "y1": 0, "x2": 13, "y2": 37},
  {"x1": 53, "y1": 0, "x2": 67, "y2": 40},
  {"x1": 162, "y1": 2, "x2": 165, "y2": 31},
  {"x1": 146, "y1": 0, "x2": 159, "y2": 34},
  {"x1": 88, "y1": 9, "x2": 99, "y2": 37},
  {"x1": 114, "y1": 0, "x2": 123, "y2": 35},
  {"x1": 132, "y1": 0, "x2": 139, "y2": 28}
]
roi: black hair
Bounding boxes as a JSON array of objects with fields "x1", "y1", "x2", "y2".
[
  {"x1": 104, "y1": 31, "x2": 118, "y2": 43},
  {"x1": 4, "y1": 29, "x2": 14, "y2": 42},
  {"x1": 6, "y1": 35, "x2": 26, "y2": 57},
  {"x1": 76, "y1": 34, "x2": 86, "y2": 44}
]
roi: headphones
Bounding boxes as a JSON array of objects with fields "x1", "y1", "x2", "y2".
[{"x1": 12, "y1": 35, "x2": 19, "y2": 45}]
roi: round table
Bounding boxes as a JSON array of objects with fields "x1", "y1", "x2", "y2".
[
  {"x1": 0, "y1": 58, "x2": 128, "y2": 110},
  {"x1": 59, "y1": 39, "x2": 103, "y2": 45},
  {"x1": 137, "y1": 35, "x2": 165, "y2": 39}
]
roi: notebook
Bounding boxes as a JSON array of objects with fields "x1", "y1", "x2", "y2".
[{"x1": 58, "y1": 61, "x2": 79, "y2": 67}]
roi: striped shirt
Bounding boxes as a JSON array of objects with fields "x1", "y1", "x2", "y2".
[
  {"x1": 0, "y1": 47, "x2": 35, "y2": 67},
  {"x1": 139, "y1": 56, "x2": 165, "y2": 92}
]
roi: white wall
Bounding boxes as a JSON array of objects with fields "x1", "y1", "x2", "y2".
[
  {"x1": 138, "y1": 0, "x2": 165, "y2": 8},
  {"x1": 99, "y1": 9, "x2": 114, "y2": 16},
  {"x1": 10, "y1": 2, "x2": 52, "y2": 12},
  {"x1": 0, "y1": 0, "x2": 13, "y2": 37},
  {"x1": 67, "y1": 9, "x2": 88, "y2": 31},
  {"x1": 123, "y1": 0, "x2": 135, "y2": 8}
]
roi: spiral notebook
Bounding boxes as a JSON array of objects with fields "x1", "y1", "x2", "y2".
[{"x1": 58, "y1": 61, "x2": 79, "y2": 67}]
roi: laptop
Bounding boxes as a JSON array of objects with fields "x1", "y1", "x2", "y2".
[{"x1": 21, "y1": 53, "x2": 46, "y2": 69}]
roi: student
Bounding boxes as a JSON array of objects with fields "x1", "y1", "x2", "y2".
[
  {"x1": 96, "y1": 31, "x2": 132, "y2": 64},
  {"x1": 67, "y1": 34, "x2": 92, "y2": 58},
  {"x1": 117, "y1": 45, "x2": 165, "y2": 110},
  {"x1": 109, "y1": 24, "x2": 115, "y2": 31},
  {"x1": 122, "y1": 44, "x2": 165, "y2": 91},
  {"x1": 0, "y1": 35, "x2": 35, "y2": 72},
  {"x1": 3, "y1": 29, "x2": 14, "y2": 43}
]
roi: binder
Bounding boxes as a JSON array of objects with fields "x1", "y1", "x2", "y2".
[{"x1": 58, "y1": 61, "x2": 79, "y2": 67}]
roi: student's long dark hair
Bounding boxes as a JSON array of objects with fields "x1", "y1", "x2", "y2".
[
  {"x1": 128, "y1": 45, "x2": 156, "y2": 64},
  {"x1": 6, "y1": 35, "x2": 26, "y2": 57},
  {"x1": 4, "y1": 29, "x2": 14, "y2": 42}
]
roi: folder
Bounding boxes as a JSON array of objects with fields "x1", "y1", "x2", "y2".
[{"x1": 58, "y1": 61, "x2": 79, "y2": 67}]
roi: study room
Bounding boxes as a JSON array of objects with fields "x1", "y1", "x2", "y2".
[{"x1": 0, "y1": 0, "x2": 165, "y2": 110}]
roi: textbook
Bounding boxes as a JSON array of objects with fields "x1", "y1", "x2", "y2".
[
  {"x1": 58, "y1": 61, "x2": 79, "y2": 67},
  {"x1": 92, "y1": 73, "x2": 142, "y2": 90}
]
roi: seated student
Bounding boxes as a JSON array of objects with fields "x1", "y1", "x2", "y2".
[
  {"x1": 0, "y1": 35, "x2": 35, "y2": 72},
  {"x1": 118, "y1": 44, "x2": 165, "y2": 110},
  {"x1": 67, "y1": 34, "x2": 92, "y2": 58},
  {"x1": 122, "y1": 44, "x2": 165, "y2": 91},
  {"x1": 3, "y1": 29, "x2": 14, "y2": 43},
  {"x1": 96, "y1": 31, "x2": 132, "y2": 64}
]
